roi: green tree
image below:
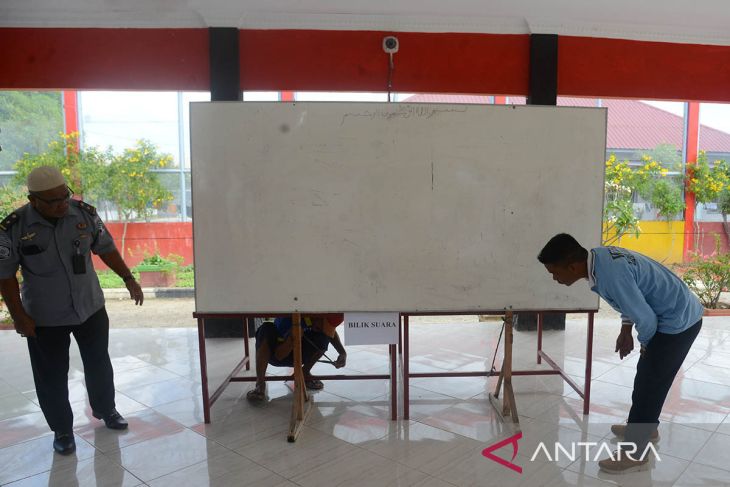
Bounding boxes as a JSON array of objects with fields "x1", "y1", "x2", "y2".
[
  {"x1": 105, "y1": 140, "x2": 174, "y2": 257},
  {"x1": 632, "y1": 154, "x2": 685, "y2": 221},
  {"x1": 12, "y1": 132, "x2": 110, "y2": 201},
  {"x1": 0, "y1": 92, "x2": 63, "y2": 171},
  {"x1": 647, "y1": 178, "x2": 685, "y2": 220}
]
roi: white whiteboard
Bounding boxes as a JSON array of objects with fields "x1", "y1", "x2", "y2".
[{"x1": 191, "y1": 102, "x2": 605, "y2": 313}]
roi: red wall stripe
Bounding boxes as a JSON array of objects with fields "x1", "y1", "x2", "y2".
[
  {"x1": 1, "y1": 28, "x2": 209, "y2": 90},
  {"x1": 3, "y1": 28, "x2": 730, "y2": 102},
  {"x1": 559, "y1": 36, "x2": 730, "y2": 102}
]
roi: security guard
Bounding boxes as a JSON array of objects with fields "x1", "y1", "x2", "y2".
[{"x1": 0, "y1": 166, "x2": 144, "y2": 455}]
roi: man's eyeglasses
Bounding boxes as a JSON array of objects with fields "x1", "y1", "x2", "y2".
[{"x1": 31, "y1": 188, "x2": 75, "y2": 206}]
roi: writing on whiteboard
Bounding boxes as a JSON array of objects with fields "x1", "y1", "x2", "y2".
[{"x1": 341, "y1": 104, "x2": 468, "y2": 126}]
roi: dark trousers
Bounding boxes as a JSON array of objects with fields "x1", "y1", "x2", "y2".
[
  {"x1": 625, "y1": 319, "x2": 702, "y2": 450},
  {"x1": 26, "y1": 307, "x2": 116, "y2": 434}
]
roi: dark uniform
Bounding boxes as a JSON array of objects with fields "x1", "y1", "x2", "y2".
[{"x1": 0, "y1": 200, "x2": 118, "y2": 434}]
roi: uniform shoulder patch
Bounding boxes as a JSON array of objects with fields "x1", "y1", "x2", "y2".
[
  {"x1": 0, "y1": 212, "x2": 19, "y2": 232},
  {"x1": 74, "y1": 200, "x2": 97, "y2": 216}
]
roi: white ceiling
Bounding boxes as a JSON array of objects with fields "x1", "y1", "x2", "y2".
[{"x1": 3, "y1": 0, "x2": 730, "y2": 46}]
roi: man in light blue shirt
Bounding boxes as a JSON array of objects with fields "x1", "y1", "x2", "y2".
[{"x1": 538, "y1": 233, "x2": 703, "y2": 474}]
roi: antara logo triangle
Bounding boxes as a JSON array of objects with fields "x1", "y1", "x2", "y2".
[{"x1": 481, "y1": 432, "x2": 523, "y2": 474}]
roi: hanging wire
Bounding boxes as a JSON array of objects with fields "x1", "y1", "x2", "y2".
[{"x1": 387, "y1": 52, "x2": 394, "y2": 103}]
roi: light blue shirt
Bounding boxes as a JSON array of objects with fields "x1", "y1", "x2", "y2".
[{"x1": 589, "y1": 246, "x2": 703, "y2": 345}]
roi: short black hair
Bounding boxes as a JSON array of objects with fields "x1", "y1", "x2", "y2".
[{"x1": 537, "y1": 233, "x2": 588, "y2": 265}]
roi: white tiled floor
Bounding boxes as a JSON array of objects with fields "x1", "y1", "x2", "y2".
[{"x1": 1, "y1": 310, "x2": 730, "y2": 486}]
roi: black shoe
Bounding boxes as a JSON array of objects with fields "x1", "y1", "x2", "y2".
[
  {"x1": 92, "y1": 408, "x2": 128, "y2": 430},
  {"x1": 53, "y1": 432, "x2": 76, "y2": 455}
]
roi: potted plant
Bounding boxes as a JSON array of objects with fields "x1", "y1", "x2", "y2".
[{"x1": 134, "y1": 252, "x2": 183, "y2": 288}]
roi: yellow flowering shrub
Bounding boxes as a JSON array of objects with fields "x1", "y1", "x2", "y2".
[
  {"x1": 603, "y1": 151, "x2": 684, "y2": 244},
  {"x1": 687, "y1": 151, "x2": 730, "y2": 205},
  {"x1": 12, "y1": 131, "x2": 110, "y2": 198},
  {"x1": 106, "y1": 139, "x2": 174, "y2": 222}
]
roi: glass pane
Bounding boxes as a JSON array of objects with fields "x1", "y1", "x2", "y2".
[
  {"x1": 696, "y1": 102, "x2": 730, "y2": 223},
  {"x1": 0, "y1": 91, "x2": 63, "y2": 172},
  {"x1": 295, "y1": 92, "x2": 390, "y2": 102},
  {"x1": 242, "y1": 91, "x2": 279, "y2": 101},
  {"x1": 80, "y1": 91, "x2": 181, "y2": 165},
  {"x1": 146, "y1": 171, "x2": 187, "y2": 222},
  {"x1": 400, "y1": 93, "x2": 492, "y2": 104},
  {"x1": 203, "y1": 317, "x2": 253, "y2": 403},
  {"x1": 181, "y1": 92, "x2": 211, "y2": 169}
]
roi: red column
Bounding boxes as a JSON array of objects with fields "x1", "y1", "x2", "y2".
[
  {"x1": 280, "y1": 91, "x2": 295, "y2": 102},
  {"x1": 62, "y1": 90, "x2": 83, "y2": 195},
  {"x1": 683, "y1": 102, "x2": 700, "y2": 261},
  {"x1": 62, "y1": 90, "x2": 79, "y2": 134}
]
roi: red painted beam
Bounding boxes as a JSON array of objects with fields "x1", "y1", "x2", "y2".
[
  {"x1": 3, "y1": 28, "x2": 730, "y2": 102},
  {"x1": 2, "y1": 28, "x2": 209, "y2": 90},
  {"x1": 560, "y1": 36, "x2": 730, "y2": 102},
  {"x1": 240, "y1": 30, "x2": 530, "y2": 95}
]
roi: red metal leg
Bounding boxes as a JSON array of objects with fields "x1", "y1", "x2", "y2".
[
  {"x1": 244, "y1": 317, "x2": 251, "y2": 371},
  {"x1": 537, "y1": 312, "x2": 544, "y2": 364},
  {"x1": 583, "y1": 312, "x2": 594, "y2": 415},
  {"x1": 197, "y1": 317, "x2": 211, "y2": 424},
  {"x1": 398, "y1": 317, "x2": 403, "y2": 356},
  {"x1": 403, "y1": 315, "x2": 410, "y2": 420},
  {"x1": 390, "y1": 344, "x2": 397, "y2": 420}
]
